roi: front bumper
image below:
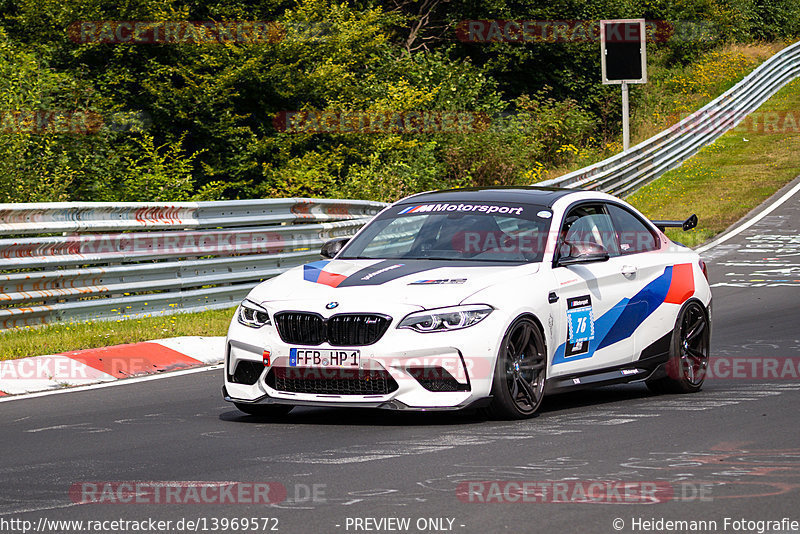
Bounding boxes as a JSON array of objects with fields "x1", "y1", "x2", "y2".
[
  {"x1": 222, "y1": 386, "x2": 493, "y2": 412},
  {"x1": 222, "y1": 311, "x2": 502, "y2": 410}
]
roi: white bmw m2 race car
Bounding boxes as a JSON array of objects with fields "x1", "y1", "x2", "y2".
[{"x1": 223, "y1": 187, "x2": 711, "y2": 419}]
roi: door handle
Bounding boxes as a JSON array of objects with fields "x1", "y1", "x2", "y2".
[{"x1": 621, "y1": 265, "x2": 638, "y2": 277}]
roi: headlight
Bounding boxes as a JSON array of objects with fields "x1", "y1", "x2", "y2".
[
  {"x1": 238, "y1": 299, "x2": 271, "y2": 328},
  {"x1": 398, "y1": 305, "x2": 493, "y2": 333}
]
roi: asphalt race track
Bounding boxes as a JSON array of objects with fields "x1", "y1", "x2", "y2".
[{"x1": 2, "y1": 179, "x2": 799, "y2": 534}]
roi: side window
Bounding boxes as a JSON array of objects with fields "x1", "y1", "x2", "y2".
[
  {"x1": 558, "y1": 204, "x2": 620, "y2": 258},
  {"x1": 606, "y1": 204, "x2": 659, "y2": 254}
]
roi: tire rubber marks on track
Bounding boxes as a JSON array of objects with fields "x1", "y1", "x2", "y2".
[
  {"x1": 697, "y1": 178, "x2": 800, "y2": 256},
  {"x1": 259, "y1": 386, "x2": 796, "y2": 466},
  {"x1": 715, "y1": 339, "x2": 800, "y2": 354},
  {"x1": 617, "y1": 444, "x2": 800, "y2": 501},
  {"x1": 707, "y1": 209, "x2": 800, "y2": 287},
  {"x1": 702, "y1": 178, "x2": 800, "y2": 287},
  {"x1": 276, "y1": 442, "x2": 800, "y2": 509},
  {"x1": 261, "y1": 429, "x2": 578, "y2": 465},
  {"x1": 713, "y1": 233, "x2": 800, "y2": 286},
  {"x1": 417, "y1": 443, "x2": 800, "y2": 504}
]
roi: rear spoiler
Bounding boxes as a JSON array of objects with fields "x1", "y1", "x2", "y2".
[{"x1": 652, "y1": 214, "x2": 698, "y2": 232}]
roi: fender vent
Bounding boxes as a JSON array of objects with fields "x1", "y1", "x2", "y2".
[
  {"x1": 230, "y1": 361, "x2": 263, "y2": 385},
  {"x1": 407, "y1": 366, "x2": 470, "y2": 392}
]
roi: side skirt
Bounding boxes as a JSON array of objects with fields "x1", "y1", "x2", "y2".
[{"x1": 544, "y1": 332, "x2": 672, "y2": 394}]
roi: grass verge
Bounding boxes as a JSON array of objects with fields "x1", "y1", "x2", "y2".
[
  {"x1": 0, "y1": 307, "x2": 235, "y2": 361},
  {"x1": 542, "y1": 42, "x2": 788, "y2": 181},
  {"x1": 626, "y1": 77, "x2": 800, "y2": 247}
]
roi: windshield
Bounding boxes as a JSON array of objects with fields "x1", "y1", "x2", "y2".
[{"x1": 339, "y1": 201, "x2": 553, "y2": 263}]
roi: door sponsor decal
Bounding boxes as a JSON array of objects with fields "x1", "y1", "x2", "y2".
[
  {"x1": 552, "y1": 264, "x2": 696, "y2": 365},
  {"x1": 565, "y1": 295, "x2": 595, "y2": 358}
]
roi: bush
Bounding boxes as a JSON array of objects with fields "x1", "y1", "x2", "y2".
[{"x1": 0, "y1": 0, "x2": 796, "y2": 204}]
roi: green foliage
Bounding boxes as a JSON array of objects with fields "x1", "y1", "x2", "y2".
[
  {"x1": 118, "y1": 134, "x2": 204, "y2": 202},
  {"x1": 746, "y1": 0, "x2": 800, "y2": 41},
  {"x1": 442, "y1": 91, "x2": 596, "y2": 188},
  {"x1": 337, "y1": 139, "x2": 451, "y2": 201},
  {"x1": 0, "y1": 0, "x2": 796, "y2": 204},
  {"x1": 0, "y1": 28, "x2": 95, "y2": 202}
]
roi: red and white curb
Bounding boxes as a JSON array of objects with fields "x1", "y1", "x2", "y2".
[{"x1": 0, "y1": 336, "x2": 225, "y2": 396}]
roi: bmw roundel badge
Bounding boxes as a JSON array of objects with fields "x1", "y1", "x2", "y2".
[{"x1": 326, "y1": 302, "x2": 339, "y2": 309}]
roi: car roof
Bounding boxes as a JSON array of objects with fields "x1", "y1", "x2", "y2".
[{"x1": 396, "y1": 186, "x2": 582, "y2": 208}]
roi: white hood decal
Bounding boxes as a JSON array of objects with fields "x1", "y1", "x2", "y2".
[
  {"x1": 304, "y1": 259, "x2": 533, "y2": 288},
  {"x1": 250, "y1": 258, "x2": 539, "y2": 310}
]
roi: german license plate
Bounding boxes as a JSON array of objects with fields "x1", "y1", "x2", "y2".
[{"x1": 289, "y1": 348, "x2": 360, "y2": 368}]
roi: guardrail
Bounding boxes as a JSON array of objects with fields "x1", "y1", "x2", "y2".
[
  {"x1": 538, "y1": 40, "x2": 800, "y2": 195},
  {"x1": 0, "y1": 199, "x2": 387, "y2": 330}
]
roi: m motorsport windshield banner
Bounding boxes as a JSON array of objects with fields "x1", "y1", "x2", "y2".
[{"x1": 397, "y1": 203, "x2": 526, "y2": 216}]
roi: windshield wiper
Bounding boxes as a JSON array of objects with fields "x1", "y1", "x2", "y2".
[
  {"x1": 412, "y1": 256, "x2": 529, "y2": 263},
  {"x1": 338, "y1": 255, "x2": 531, "y2": 263}
]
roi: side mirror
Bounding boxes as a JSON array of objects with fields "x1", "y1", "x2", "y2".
[
  {"x1": 320, "y1": 237, "x2": 350, "y2": 259},
  {"x1": 556, "y1": 241, "x2": 610, "y2": 267}
]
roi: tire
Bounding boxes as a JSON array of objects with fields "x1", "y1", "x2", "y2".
[
  {"x1": 487, "y1": 316, "x2": 547, "y2": 420},
  {"x1": 234, "y1": 402, "x2": 293, "y2": 417},
  {"x1": 646, "y1": 300, "x2": 710, "y2": 394}
]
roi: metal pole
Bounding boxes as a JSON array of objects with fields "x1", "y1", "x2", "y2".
[{"x1": 621, "y1": 81, "x2": 630, "y2": 151}]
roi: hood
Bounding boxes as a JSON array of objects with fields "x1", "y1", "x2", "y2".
[{"x1": 247, "y1": 258, "x2": 540, "y2": 310}]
